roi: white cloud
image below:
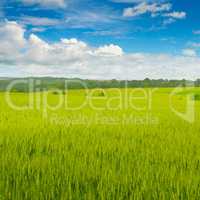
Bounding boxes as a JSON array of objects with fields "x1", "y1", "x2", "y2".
[
  {"x1": 190, "y1": 42, "x2": 200, "y2": 48},
  {"x1": 31, "y1": 27, "x2": 46, "y2": 32},
  {"x1": 123, "y1": 2, "x2": 171, "y2": 17},
  {"x1": 182, "y1": 49, "x2": 197, "y2": 57},
  {"x1": 65, "y1": 10, "x2": 118, "y2": 29},
  {"x1": 95, "y1": 44, "x2": 124, "y2": 56},
  {"x1": 1, "y1": 21, "x2": 200, "y2": 80},
  {"x1": 20, "y1": 16, "x2": 61, "y2": 26},
  {"x1": 162, "y1": 11, "x2": 186, "y2": 26},
  {"x1": 193, "y1": 30, "x2": 200, "y2": 35},
  {"x1": 112, "y1": 0, "x2": 156, "y2": 3},
  {"x1": 164, "y1": 11, "x2": 186, "y2": 19},
  {"x1": 0, "y1": 21, "x2": 26, "y2": 56},
  {"x1": 24, "y1": 34, "x2": 51, "y2": 63},
  {"x1": 21, "y1": 0, "x2": 66, "y2": 8},
  {"x1": 86, "y1": 30, "x2": 122, "y2": 37},
  {"x1": 163, "y1": 18, "x2": 175, "y2": 25}
]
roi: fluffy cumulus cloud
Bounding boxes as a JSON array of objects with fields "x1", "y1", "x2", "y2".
[
  {"x1": 0, "y1": 21, "x2": 26, "y2": 56},
  {"x1": 95, "y1": 44, "x2": 123, "y2": 56},
  {"x1": 1, "y1": 21, "x2": 200, "y2": 80},
  {"x1": 21, "y1": 0, "x2": 66, "y2": 8},
  {"x1": 123, "y1": 2, "x2": 171, "y2": 17}
]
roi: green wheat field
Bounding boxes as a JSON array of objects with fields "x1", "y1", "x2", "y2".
[{"x1": 1, "y1": 87, "x2": 200, "y2": 199}]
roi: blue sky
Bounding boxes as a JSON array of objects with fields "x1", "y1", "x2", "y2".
[{"x1": 0, "y1": 0, "x2": 200, "y2": 79}]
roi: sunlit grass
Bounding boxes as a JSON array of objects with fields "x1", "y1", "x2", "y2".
[{"x1": 0, "y1": 88, "x2": 200, "y2": 199}]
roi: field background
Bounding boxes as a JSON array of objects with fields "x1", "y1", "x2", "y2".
[{"x1": 0, "y1": 88, "x2": 200, "y2": 199}]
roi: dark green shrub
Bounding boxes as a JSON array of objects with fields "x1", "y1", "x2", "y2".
[{"x1": 192, "y1": 94, "x2": 200, "y2": 101}]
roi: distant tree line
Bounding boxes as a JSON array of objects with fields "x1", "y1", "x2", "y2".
[{"x1": 0, "y1": 77, "x2": 200, "y2": 92}]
